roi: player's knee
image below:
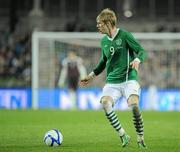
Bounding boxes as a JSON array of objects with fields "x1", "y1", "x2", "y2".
[
  {"x1": 129, "y1": 102, "x2": 141, "y2": 115},
  {"x1": 101, "y1": 96, "x2": 113, "y2": 104},
  {"x1": 128, "y1": 94, "x2": 139, "y2": 107},
  {"x1": 101, "y1": 96, "x2": 113, "y2": 111}
]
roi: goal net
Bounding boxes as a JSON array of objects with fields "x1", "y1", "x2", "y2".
[{"x1": 32, "y1": 32, "x2": 180, "y2": 109}]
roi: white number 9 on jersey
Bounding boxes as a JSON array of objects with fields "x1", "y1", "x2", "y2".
[{"x1": 110, "y1": 46, "x2": 115, "y2": 55}]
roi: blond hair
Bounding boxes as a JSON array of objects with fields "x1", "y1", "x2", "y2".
[{"x1": 96, "y1": 8, "x2": 117, "y2": 26}]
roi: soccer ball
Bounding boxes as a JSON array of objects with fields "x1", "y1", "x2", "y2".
[{"x1": 43, "y1": 129, "x2": 63, "y2": 147}]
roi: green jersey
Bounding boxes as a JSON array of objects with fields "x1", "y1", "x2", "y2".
[{"x1": 93, "y1": 28, "x2": 146, "y2": 83}]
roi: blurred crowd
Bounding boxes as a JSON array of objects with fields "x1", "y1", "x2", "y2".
[
  {"x1": 0, "y1": 30, "x2": 31, "y2": 87},
  {"x1": 140, "y1": 50, "x2": 180, "y2": 88}
]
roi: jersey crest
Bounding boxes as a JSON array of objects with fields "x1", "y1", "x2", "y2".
[{"x1": 115, "y1": 39, "x2": 122, "y2": 46}]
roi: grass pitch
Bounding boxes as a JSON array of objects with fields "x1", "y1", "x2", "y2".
[{"x1": 0, "y1": 110, "x2": 179, "y2": 152}]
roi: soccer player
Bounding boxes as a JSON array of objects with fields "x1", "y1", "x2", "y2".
[
  {"x1": 80, "y1": 8, "x2": 147, "y2": 148},
  {"x1": 58, "y1": 51, "x2": 87, "y2": 109}
]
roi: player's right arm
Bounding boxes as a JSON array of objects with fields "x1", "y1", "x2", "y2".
[
  {"x1": 80, "y1": 49, "x2": 107, "y2": 87},
  {"x1": 79, "y1": 71, "x2": 96, "y2": 86},
  {"x1": 93, "y1": 50, "x2": 107, "y2": 76}
]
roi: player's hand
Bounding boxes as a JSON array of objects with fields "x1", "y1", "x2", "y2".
[
  {"x1": 130, "y1": 60, "x2": 140, "y2": 72},
  {"x1": 79, "y1": 76, "x2": 93, "y2": 87}
]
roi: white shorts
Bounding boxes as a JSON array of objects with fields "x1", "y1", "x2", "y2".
[{"x1": 101, "y1": 80, "x2": 141, "y2": 102}]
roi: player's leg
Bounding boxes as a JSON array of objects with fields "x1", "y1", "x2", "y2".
[
  {"x1": 101, "y1": 96, "x2": 130, "y2": 147},
  {"x1": 128, "y1": 95, "x2": 147, "y2": 148},
  {"x1": 123, "y1": 80, "x2": 146, "y2": 148},
  {"x1": 69, "y1": 89, "x2": 77, "y2": 109},
  {"x1": 68, "y1": 79, "x2": 78, "y2": 110}
]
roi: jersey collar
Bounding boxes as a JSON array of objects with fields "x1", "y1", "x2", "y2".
[{"x1": 107, "y1": 28, "x2": 119, "y2": 41}]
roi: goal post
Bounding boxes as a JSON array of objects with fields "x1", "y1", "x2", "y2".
[{"x1": 32, "y1": 32, "x2": 180, "y2": 109}]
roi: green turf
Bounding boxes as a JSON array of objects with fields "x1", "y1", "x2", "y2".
[{"x1": 0, "y1": 110, "x2": 180, "y2": 152}]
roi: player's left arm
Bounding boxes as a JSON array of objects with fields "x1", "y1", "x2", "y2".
[
  {"x1": 77, "y1": 57, "x2": 87, "y2": 79},
  {"x1": 58, "y1": 59, "x2": 67, "y2": 87},
  {"x1": 126, "y1": 32, "x2": 147, "y2": 72}
]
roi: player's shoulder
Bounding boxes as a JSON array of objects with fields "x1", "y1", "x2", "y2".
[
  {"x1": 118, "y1": 28, "x2": 135, "y2": 39},
  {"x1": 76, "y1": 56, "x2": 83, "y2": 63},
  {"x1": 118, "y1": 28, "x2": 130, "y2": 35},
  {"x1": 100, "y1": 35, "x2": 108, "y2": 46},
  {"x1": 101, "y1": 34, "x2": 108, "y2": 41},
  {"x1": 63, "y1": 57, "x2": 74, "y2": 63}
]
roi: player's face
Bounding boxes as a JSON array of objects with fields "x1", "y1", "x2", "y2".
[{"x1": 96, "y1": 20, "x2": 108, "y2": 34}]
